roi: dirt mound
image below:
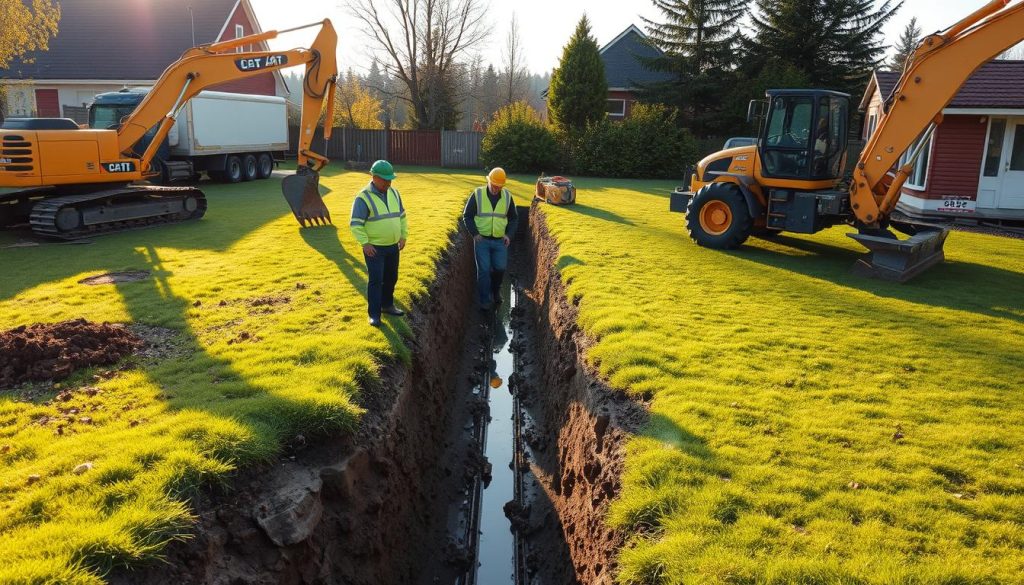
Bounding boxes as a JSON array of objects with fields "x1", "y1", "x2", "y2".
[{"x1": 0, "y1": 319, "x2": 143, "y2": 387}]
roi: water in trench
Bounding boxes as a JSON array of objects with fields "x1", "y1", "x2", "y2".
[{"x1": 470, "y1": 276, "x2": 519, "y2": 584}]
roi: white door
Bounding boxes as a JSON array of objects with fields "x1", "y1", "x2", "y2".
[
  {"x1": 977, "y1": 117, "x2": 1006, "y2": 209},
  {"x1": 1000, "y1": 118, "x2": 1024, "y2": 209}
]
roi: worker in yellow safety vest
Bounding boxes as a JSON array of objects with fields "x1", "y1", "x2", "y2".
[
  {"x1": 461, "y1": 167, "x2": 519, "y2": 310},
  {"x1": 350, "y1": 159, "x2": 408, "y2": 327}
]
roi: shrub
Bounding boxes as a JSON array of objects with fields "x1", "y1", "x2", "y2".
[
  {"x1": 572, "y1": 104, "x2": 699, "y2": 179},
  {"x1": 480, "y1": 102, "x2": 560, "y2": 173}
]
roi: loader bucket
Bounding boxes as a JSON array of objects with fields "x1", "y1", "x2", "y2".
[
  {"x1": 282, "y1": 167, "x2": 332, "y2": 227},
  {"x1": 847, "y1": 224, "x2": 950, "y2": 283}
]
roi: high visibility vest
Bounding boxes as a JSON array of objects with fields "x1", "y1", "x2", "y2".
[
  {"x1": 473, "y1": 187, "x2": 510, "y2": 238},
  {"x1": 355, "y1": 187, "x2": 405, "y2": 245}
]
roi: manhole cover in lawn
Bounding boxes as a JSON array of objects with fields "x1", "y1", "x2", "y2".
[{"x1": 78, "y1": 270, "x2": 151, "y2": 285}]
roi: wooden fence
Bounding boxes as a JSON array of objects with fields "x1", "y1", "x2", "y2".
[{"x1": 288, "y1": 127, "x2": 484, "y2": 169}]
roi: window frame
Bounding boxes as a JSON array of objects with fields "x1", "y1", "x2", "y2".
[
  {"x1": 606, "y1": 99, "x2": 626, "y2": 118},
  {"x1": 235, "y1": 24, "x2": 245, "y2": 53},
  {"x1": 900, "y1": 132, "x2": 933, "y2": 191}
]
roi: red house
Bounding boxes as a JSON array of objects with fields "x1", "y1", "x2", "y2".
[
  {"x1": 0, "y1": 0, "x2": 287, "y2": 122},
  {"x1": 860, "y1": 61, "x2": 1024, "y2": 222}
]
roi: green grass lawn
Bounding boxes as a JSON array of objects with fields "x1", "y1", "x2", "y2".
[
  {"x1": 514, "y1": 175, "x2": 1024, "y2": 584},
  {"x1": 0, "y1": 166, "x2": 481, "y2": 583}
]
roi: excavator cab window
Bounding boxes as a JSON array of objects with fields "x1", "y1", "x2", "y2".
[
  {"x1": 89, "y1": 104, "x2": 134, "y2": 130},
  {"x1": 761, "y1": 90, "x2": 849, "y2": 181}
]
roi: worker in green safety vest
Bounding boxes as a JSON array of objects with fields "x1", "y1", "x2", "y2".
[
  {"x1": 349, "y1": 159, "x2": 408, "y2": 327},
  {"x1": 462, "y1": 167, "x2": 519, "y2": 310}
]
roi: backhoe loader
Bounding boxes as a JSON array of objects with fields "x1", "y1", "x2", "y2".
[
  {"x1": 670, "y1": 0, "x2": 1024, "y2": 282},
  {"x1": 0, "y1": 20, "x2": 338, "y2": 239}
]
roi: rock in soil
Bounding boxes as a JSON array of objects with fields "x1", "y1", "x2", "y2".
[{"x1": 0, "y1": 319, "x2": 143, "y2": 388}]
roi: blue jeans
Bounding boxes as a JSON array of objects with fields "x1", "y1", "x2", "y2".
[
  {"x1": 363, "y1": 243, "x2": 400, "y2": 318},
  {"x1": 474, "y1": 237, "x2": 508, "y2": 305}
]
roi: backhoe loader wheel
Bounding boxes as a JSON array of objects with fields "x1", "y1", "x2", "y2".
[{"x1": 686, "y1": 182, "x2": 753, "y2": 249}]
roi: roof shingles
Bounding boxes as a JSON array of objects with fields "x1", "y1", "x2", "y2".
[
  {"x1": 1, "y1": 0, "x2": 238, "y2": 80},
  {"x1": 600, "y1": 27, "x2": 674, "y2": 89},
  {"x1": 874, "y1": 61, "x2": 1024, "y2": 109}
]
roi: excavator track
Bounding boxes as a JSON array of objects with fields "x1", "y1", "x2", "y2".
[{"x1": 27, "y1": 185, "x2": 207, "y2": 240}]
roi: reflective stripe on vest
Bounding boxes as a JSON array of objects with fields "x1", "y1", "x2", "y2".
[
  {"x1": 474, "y1": 187, "x2": 510, "y2": 237},
  {"x1": 354, "y1": 187, "x2": 405, "y2": 245}
]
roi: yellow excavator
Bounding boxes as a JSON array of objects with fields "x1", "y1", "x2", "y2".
[
  {"x1": 0, "y1": 20, "x2": 338, "y2": 239},
  {"x1": 670, "y1": 0, "x2": 1024, "y2": 282}
]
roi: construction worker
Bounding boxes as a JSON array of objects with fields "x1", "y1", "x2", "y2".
[
  {"x1": 462, "y1": 167, "x2": 518, "y2": 310},
  {"x1": 350, "y1": 160, "x2": 408, "y2": 327}
]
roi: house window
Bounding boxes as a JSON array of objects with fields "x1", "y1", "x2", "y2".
[
  {"x1": 984, "y1": 118, "x2": 1006, "y2": 177},
  {"x1": 866, "y1": 112, "x2": 877, "y2": 140},
  {"x1": 606, "y1": 99, "x2": 625, "y2": 118},
  {"x1": 899, "y1": 131, "x2": 932, "y2": 190},
  {"x1": 235, "y1": 24, "x2": 245, "y2": 52}
]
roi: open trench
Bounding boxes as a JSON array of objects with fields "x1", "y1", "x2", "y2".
[{"x1": 110, "y1": 203, "x2": 646, "y2": 585}]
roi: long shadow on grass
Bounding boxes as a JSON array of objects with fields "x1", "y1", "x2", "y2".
[
  {"x1": 568, "y1": 203, "x2": 636, "y2": 226},
  {"x1": 733, "y1": 234, "x2": 1024, "y2": 324},
  {"x1": 298, "y1": 226, "x2": 411, "y2": 357},
  {"x1": 0, "y1": 168, "x2": 344, "y2": 304}
]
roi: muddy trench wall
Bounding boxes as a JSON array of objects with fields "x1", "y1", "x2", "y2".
[{"x1": 515, "y1": 204, "x2": 647, "y2": 585}]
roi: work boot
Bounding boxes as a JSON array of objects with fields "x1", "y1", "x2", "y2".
[
  {"x1": 368, "y1": 316, "x2": 381, "y2": 327},
  {"x1": 382, "y1": 306, "x2": 405, "y2": 316}
]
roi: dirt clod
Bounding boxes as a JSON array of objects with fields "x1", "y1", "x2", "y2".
[
  {"x1": 78, "y1": 270, "x2": 150, "y2": 285},
  {"x1": 73, "y1": 462, "x2": 93, "y2": 475},
  {"x1": 26, "y1": 474, "x2": 41, "y2": 485},
  {"x1": 0, "y1": 320, "x2": 143, "y2": 388}
]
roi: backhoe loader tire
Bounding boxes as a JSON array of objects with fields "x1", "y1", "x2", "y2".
[
  {"x1": 686, "y1": 182, "x2": 753, "y2": 249},
  {"x1": 242, "y1": 154, "x2": 258, "y2": 182},
  {"x1": 257, "y1": 153, "x2": 274, "y2": 179},
  {"x1": 226, "y1": 155, "x2": 243, "y2": 183}
]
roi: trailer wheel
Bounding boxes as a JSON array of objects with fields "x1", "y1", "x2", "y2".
[
  {"x1": 256, "y1": 153, "x2": 274, "y2": 179},
  {"x1": 226, "y1": 155, "x2": 243, "y2": 183},
  {"x1": 242, "y1": 154, "x2": 258, "y2": 182},
  {"x1": 685, "y1": 182, "x2": 753, "y2": 249}
]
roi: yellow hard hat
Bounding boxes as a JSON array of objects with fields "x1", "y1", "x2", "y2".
[
  {"x1": 487, "y1": 167, "x2": 507, "y2": 187},
  {"x1": 490, "y1": 375, "x2": 503, "y2": 389}
]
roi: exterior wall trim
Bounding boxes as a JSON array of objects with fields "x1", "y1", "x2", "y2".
[{"x1": 944, "y1": 107, "x2": 1024, "y2": 115}]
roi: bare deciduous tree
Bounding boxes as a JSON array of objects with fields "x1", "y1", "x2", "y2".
[
  {"x1": 501, "y1": 13, "x2": 527, "y2": 106},
  {"x1": 349, "y1": 0, "x2": 490, "y2": 130}
]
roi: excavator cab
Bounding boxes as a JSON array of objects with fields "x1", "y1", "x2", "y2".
[{"x1": 756, "y1": 90, "x2": 849, "y2": 182}]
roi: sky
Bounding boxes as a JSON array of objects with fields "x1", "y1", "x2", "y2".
[{"x1": 247, "y1": 0, "x2": 988, "y2": 76}]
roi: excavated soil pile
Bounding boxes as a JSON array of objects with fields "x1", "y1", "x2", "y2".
[{"x1": 0, "y1": 319, "x2": 142, "y2": 387}]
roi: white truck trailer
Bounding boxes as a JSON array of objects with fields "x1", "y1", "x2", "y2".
[{"x1": 89, "y1": 88, "x2": 289, "y2": 184}]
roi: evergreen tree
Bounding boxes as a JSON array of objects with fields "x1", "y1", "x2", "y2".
[
  {"x1": 547, "y1": 15, "x2": 607, "y2": 133},
  {"x1": 480, "y1": 64, "x2": 500, "y2": 124},
  {"x1": 889, "y1": 17, "x2": 921, "y2": 71},
  {"x1": 640, "y1": 0, "x2": 748, "y2": 136},
  {"x1": 748, "y1": 0, "x2": 901, "y2": 96}
]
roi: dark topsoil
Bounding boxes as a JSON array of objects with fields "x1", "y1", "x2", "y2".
[{"x1": 0, "y1": 319, "x2": 142, "y2": 388}]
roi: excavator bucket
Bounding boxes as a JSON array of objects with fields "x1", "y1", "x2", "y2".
[
  {"x1": 847, "y1": 222, "x2": 950, "y2": 283},
  {"x1": 282, "y1": 167, "x2": 331, "y2": 227}
]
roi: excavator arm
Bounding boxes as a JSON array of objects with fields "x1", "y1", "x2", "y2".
[
  {"x1": 851, "y1": 0, "x2": 1024, "y2": 225},
  {"x1": 117, "y1": 20, "x2": 338, "y2": 226}
]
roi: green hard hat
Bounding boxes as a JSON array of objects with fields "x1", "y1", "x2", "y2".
[{"x1": 370, "y1": 159, "x2": 396, "y2": 180}]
